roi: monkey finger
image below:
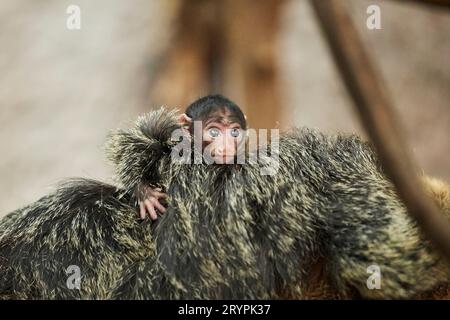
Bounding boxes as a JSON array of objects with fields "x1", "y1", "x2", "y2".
[
  {"x1": 139, "y1": 202, "x2": 146, "y2": 220},
  {"x1": 155, "y1": 192, "x2": 168, "y2": 199},
  {"x1": 144, "y1": 199, "x2": 158, "y2": 220},
  {"x1": 152, "y1": 199, "x2": 167, "y2": 214},
  {"x1": 149, "y1": 190, "x2": 167, "y2": 200}
]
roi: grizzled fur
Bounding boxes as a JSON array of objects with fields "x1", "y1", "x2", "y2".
[{"x1": 0, "y1": 108, "x2": 449, "y2": 299}]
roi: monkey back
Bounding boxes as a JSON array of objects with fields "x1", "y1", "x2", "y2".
[{"x1": 0, "y1": 108, "x2": 448, "y2": 299}]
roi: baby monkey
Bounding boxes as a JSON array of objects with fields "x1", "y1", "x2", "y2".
[{"x1": 139, "y1": 94, "x2": 248, "y2": 220}]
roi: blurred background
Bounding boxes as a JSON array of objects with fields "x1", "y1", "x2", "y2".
[{"x1": 0, "y1": 0, "x2": 449, "y2": 217}]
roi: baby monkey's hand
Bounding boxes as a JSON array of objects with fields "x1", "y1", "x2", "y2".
[{"x1": 138, "y1": 186, "x2": 167, "y2": 220}]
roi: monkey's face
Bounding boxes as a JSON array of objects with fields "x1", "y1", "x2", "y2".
[{"x1": 201, "y1": 119, "x2": 244, "y2": 164}]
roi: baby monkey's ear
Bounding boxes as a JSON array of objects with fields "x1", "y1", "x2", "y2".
[{"x1": 179, "y1": 113, "x2": 192, "y2": 128}]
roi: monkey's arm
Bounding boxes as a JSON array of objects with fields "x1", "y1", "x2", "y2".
[{"x1": 105, "y1": 107, "x2": 180, "y2": 204}]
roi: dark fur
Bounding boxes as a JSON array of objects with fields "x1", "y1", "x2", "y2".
[{"x1": 0, "y1": 108, "x2": 448, "y2": 299}]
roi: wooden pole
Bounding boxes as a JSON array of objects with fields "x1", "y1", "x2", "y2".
[
  {"x1": 310, "y1": 0, "x2": 450, "y2": 259},
  {"x1": 396, "y1": 0, "x2": 450, "y2": 8}
]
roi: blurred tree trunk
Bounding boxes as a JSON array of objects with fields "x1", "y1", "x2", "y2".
[{"x1": 150, "y1": 0, "x2": 284, "y2": 130}]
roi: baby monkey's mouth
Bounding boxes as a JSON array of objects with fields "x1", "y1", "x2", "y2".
[{"x1": 212, "y1": 154, "x2": 237, "y2": 164}]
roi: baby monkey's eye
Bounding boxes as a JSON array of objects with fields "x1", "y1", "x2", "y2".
[
  {"x1": 208, "y1": 128, "x2": 220, "y2": 138},
  {"x1": 230, "y1": 128, "x2": 240, "y2": 138}
]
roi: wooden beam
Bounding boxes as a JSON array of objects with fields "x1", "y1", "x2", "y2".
[
  {"x1": 394, "y1": 0, "x2": 450, "y2": 8},
  {"x1": 310, "y1": 0, "x2": 450, "y2": 259},
  {"x1": 221, "y1": 0, "x2": 285, "y2": 130}
]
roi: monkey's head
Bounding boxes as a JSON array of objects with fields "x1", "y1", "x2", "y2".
[{"x1": 181, "y1": 94, "x2": 247, "y2": 164}]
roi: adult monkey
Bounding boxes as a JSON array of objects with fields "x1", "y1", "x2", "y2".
[{"x1": 0, "y1": 95, "x2": 449, "y2": 299}]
